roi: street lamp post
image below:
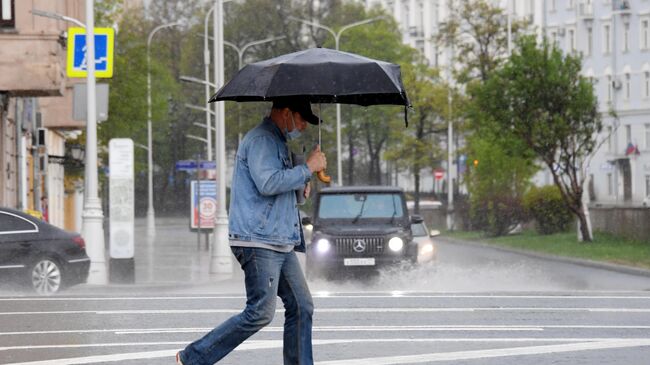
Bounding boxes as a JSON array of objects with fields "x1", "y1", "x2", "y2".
[
  {"x1": 223, "y1": 36, "x2": 285, "y2": 144},
  {"x1": 446, "y1": 0, "x2": 455, "y2": 232},
  {"x1": 146, "y1": 21, "x2": 182, "y2": 238},
  {"x1": 212, "y1": 0, "x2": 232, "y2": 274},
  {"x1": 289, "y1": 16, "x2": 385, "y2": 186},
  {"x1": 204, "y1": 5, "x2": 217, "y2": 162},
  {"x1": 181, "y1": 84, "x2": 218, "y2": 159},
  {"x1": 82, "y1": 0, "x2": 106, "y2": 284}
]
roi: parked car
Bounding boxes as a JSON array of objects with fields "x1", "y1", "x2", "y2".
[
  {"x1": 410, "y1": 218, "x2": 440, "y2": 264},
  {"x1": 303, "y1": 186, "x2": 423, "y2": 278},
  {"x1": 0, "y1": 207, "x2": 90, "y2": 295},
  {"x1": 406, "y1": 200, "x2": 442, "y2": 210}
]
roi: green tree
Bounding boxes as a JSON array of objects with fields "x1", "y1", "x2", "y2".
[
  {"x1": 317, "y1": 2, "x2": 414, "y2": 185},
  {"x1": 475, "y1": 35, "x2": 603, "y2": 242},
  {"x1": 384, "y1": 61, "x2": 447, "y2": 213},
  {"x1": 465, "y1": 131, "x2": 537, "y2": 236},
  {"x1": 434, "y1": 0, "x2": 534, "y2": 233},
  {"x1": 435, "y1": 0, "x2": 529, "y2": 84}
]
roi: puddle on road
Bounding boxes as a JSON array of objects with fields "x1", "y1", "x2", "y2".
[{"x1": 308, "y1": 261, "x2": 563, "y2": 293}]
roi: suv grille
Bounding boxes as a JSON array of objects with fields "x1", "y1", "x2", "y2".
[{"x1": 334, "y1": 237, "x2": 385, "y2": 254}]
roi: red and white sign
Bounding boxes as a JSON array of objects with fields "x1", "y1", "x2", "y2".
[{"x1": 434, "y1": 169, "x2": 445, "y2": 180}]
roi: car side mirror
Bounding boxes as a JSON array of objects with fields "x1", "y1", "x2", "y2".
[
  {"x1": 429, "y1": 229, "x2": 440, "y2": 237},
  {"x1": 410, "y1": 215, "x2": 423, "y2": 224},
  {"x1": 301, "y1": 216, "x2": 312, "y2": 225}
]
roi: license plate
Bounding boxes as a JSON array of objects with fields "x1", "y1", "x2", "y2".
[{"x1": 344, "y1": 258, "x2": 375, "y2": 266}]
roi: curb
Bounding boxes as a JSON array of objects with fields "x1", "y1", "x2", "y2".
[
  {"x1": 439, "y1": 236, "x2": 650, "y2": 278},
  {"x1": 66, "y1": 274, "x2": 242, "y2": 295}
]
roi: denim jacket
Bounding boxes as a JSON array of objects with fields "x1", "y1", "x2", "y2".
[{"x1": 228, "y1": 117, "x2": 311, "y2": 251}]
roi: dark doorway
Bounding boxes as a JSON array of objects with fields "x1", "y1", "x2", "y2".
[{"x1": 618, "y1": 159, "x2": 632, "y2": 202}]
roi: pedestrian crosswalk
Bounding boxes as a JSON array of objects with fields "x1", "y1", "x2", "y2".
[{"x1": 0, "y1": 292, "x2": 649, "y2": 364}]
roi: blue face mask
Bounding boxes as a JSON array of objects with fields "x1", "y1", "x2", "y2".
[{"x1": 286, "y1": 113, "x2": 302, "y2": 140}]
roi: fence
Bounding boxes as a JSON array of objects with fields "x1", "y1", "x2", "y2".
[{"x1": 589, "y1": 206, "x2": 650, "y2": 242}]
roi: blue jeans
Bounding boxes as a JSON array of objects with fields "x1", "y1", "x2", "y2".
[{"x1": 179, "y1": 247, "x2": 314, "y2": 365}]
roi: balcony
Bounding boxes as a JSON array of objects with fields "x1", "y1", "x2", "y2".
[{"x1": 613, "y1": 0, "x2": 632, "y2": 14}]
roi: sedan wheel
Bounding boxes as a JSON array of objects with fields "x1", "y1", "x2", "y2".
[{"x1": 31, "y1": 259, "x2": 62, "y2": 295}]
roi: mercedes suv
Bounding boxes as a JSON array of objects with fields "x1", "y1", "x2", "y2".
[{"x1": 302, "y1": 186, "x2": 422, "y2": 277}]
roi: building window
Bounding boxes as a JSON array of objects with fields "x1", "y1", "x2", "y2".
[
  {"x1": 550, "y1": 0, "x2": 556, "y2": 11},
  {"x1": 568, "y1": 29, "x2": 576, "y2": 52},
  {"x1": 642, "y1": 19, "x2": 649, "y2": 50},
  {"x1": 608, "y1": 125, "x2": 614, "y2": 152},
  {"x1": 646, "y1": 124, "x2": 650, "y2": 150},
  {"x1": 623, "y1": 23, "x2": 630, "y2": 52},
  {"x1": 646, "y1": 175, "x2": 650, "y2": 198},
  {"x1": 625, "y1": 73, "x2": 631, "y2": 100},
  {"x1": 603, "y1": 24, "x2": 611, "y2": 54},
  {"x1": 645, "y1": 72, "x2": 650, "y2": 98},
  {"x1": 587, "y1": 27, "x2": 593, "y2": 56},
  {"x1": 550, "y1": 30, "x2": 559, "y2": 46},
  {"x1": 0, "y1": 0, "x2": 14, "y2": 28},
  {"x1": 607, "y1": 173, "x2": 614, "y2": 196},
  {"x1": 626, "y1": 125, "x2": 632, "y2": 145},
  {"x1": 607, "y1": 75, "x2": 613, "y2": 102}
]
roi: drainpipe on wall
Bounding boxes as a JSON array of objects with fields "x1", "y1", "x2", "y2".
[
  {"x1": 15, "y1": 98, "x2": 24, "y2": 210},
  {"x1": 612, "y1": 5, "x2": 620, "y2": 204},
  {"x1": 31, "y1": 98, "x2": 41, "y2": 212}
]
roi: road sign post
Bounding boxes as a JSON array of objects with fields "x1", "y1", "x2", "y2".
[{"x1": 67, "y1": 27, "x2": 114, "y2": 78}]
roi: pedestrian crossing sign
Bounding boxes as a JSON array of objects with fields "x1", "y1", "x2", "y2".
[{"x1": 66, "y1": 27, "x2": 114, "y2": 78}]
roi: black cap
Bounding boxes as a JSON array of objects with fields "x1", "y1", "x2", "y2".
[{"x1": 272, "y1": 98, "x2": 322, "y2": 125}]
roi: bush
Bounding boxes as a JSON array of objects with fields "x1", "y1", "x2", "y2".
[
  {"x1": 470, "y1": 193, "x2": 526, "y2": 237},
  {"x1": 523, "y1": 185, "x2": 573, "y2": 235}
]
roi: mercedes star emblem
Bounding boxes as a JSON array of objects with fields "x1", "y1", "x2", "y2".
[{"x1": 353, "y1": 239, "x2": 366, "y2": 253}]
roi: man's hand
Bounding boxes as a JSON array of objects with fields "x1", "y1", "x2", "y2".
[
  {"x1": 306, "y1": 145, "x2": 327, "y2": 173},
  {"x1": 304, "y1": 182, "x2": 311, "y2": 199}
]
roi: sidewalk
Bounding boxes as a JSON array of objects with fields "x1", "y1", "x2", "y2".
[{"x1": 71, "y1": 216, "x2": 245, "y2": 294}]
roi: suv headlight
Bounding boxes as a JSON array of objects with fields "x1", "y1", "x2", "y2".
[
  {"x1": 316, "y1": 238, "x2": 331, "y2": 253},
  {"x1": 388, "y1": 237, "x2": 404, "y2": 252}
]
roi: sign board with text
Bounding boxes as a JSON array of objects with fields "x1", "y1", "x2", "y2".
[
  {"x1": 190, "y1": 180, "x2": 217, "y2": 230},
  {"x1": 109, "y1": 139, "x2": 134, "y2": 259}
]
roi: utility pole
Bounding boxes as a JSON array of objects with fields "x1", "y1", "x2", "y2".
[
  {"x1": 81, "y1": 0, "x2": 107, "y2": 284},
  {"x1": 211, "y1": 0, "x2": 232, "y2": 274}
]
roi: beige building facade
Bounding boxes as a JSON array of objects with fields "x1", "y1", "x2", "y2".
[{"x1": 0, "y1": 0, "x2": 86, "y2": 229}]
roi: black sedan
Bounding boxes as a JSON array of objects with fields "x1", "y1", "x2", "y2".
[{"x1": 0, "y1": 207, "x2": 90, "y2": 295}]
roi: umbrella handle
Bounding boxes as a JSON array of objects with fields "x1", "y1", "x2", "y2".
[{"x1": 317, "y1": 170, "x2": 332, "y2": 184}]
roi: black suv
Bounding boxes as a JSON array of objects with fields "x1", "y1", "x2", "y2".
[{"x1": 303, "y1": 186, "x2": 422, "y2": 277}]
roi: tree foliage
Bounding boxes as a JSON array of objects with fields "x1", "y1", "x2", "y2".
[
  {"x1": 98, "y1": 0, "x2": 440, "y2": 214},
  {"x1": 524, "y1": 185, "x2": 573, "y2": 235},
  {"x1": 384, "y1": 62, "x2": 448, "y2": 212},
  {"x1": 474, "y1": 35, "x2": 603, "y2": 242},
  {"x1": 435, "y1": 0, "x2": 529, "y2": 83}
]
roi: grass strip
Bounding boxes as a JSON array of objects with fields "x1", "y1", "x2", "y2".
[{"x1": 444, "y1": 230, "x2": 650, "y2": 270}]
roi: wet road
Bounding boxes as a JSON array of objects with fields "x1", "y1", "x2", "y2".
[
  {"x1": 0, "y1": 291, "x2": 650, "y2": 364},
  {"x1": 1, "y1": 218, "x2": 649, "y2": 364}
]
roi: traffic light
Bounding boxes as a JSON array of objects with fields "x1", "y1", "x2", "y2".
[{"x1": 473, "y1": 159, "x2": 479, "y2": 167}]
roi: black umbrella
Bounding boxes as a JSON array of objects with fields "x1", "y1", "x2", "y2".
[
  {"x1": 209, "y1": 47, "x2": 409, "y2": 108},
  {"x1": 210, "y1": 47, "x2": 410, "y2": 183}
]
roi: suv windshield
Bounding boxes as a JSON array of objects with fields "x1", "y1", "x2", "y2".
[{"x1": 318, "y1": 193, "x2": 404, "y2": 219}]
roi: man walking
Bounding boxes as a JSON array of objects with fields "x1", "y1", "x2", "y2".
[{"x1": 177, "y1": 98, "x2": 327, "y2": 365}]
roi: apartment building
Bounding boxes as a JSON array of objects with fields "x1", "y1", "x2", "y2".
[
  {"x1": 537, "y1": 0, "x2": 650, "y2": 205},
  {"x1": 364, "y1": 0, "x2": 534, "y2": 194},
  {"x1": 0, "y1": 0, "x2": 86, "y2": 228}
]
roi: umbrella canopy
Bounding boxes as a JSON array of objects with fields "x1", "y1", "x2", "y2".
[{"x1": 209, "y1": 48, "x2": 409, "y2": 107}]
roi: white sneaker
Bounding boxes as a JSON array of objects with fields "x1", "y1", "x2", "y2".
[{"x1": 176, "y1": 352, "x2": 184, "y2": 365}]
